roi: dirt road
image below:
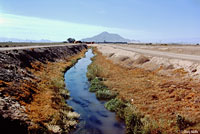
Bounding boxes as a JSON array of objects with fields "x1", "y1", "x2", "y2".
[
  {"x1": 0, "y1": 44, "x2": 74, "y2": 51},
  {"x1": 98, "y1": 44, "x2": 200, "y2": 62},
  {"x1": 2, "y1": 43, "x2": 200, "y2": 62}
]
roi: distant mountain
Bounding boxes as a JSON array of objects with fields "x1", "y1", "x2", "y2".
[
  {"x1": 0, "y1": 37, "x2": 52, "y2": 43},
  {"x1": 82, "y1": 32, "x2": 138, "y2": 43}
]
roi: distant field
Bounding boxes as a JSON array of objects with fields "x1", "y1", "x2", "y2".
[
  {"x1": 0, "y1": 42, "x2": 67, "y2": 47},
  {"x1": 128, "y1": 42, "x2": 199, "y2": 46}
]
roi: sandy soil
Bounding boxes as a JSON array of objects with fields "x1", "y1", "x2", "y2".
[
  {"x1": 90, "y1": 44, "x2": 200, "y2": 80},
  {"x1": 96, "y1": 44, "x2": 200, "y2": 62}
]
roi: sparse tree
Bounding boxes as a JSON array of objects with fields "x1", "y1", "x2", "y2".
[{"x1": 67, "y1": 38, "x2": 76, "y2": 43}]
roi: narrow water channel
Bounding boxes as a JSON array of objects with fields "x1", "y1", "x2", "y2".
[{"x1": 64, "y1": 49, "x2": 125, "y2": 134}]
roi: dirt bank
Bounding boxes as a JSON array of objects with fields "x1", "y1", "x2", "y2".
[
  {"x1": 90, "y1": 46, "x2": 200, "y2": 133},
  {"x1": 0, "y1": 45, "x2": 87, "y2": 133},
  {"x1": 93, "y1": 44, "x2": 200, "y2": 81}
]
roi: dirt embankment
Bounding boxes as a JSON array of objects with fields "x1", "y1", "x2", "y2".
[
  {"x1": 90, "y1": 45, "x2": 200, "y2": 133},
  {"x1": 95, "y1": 44, "x2": 200, "y2": 80},
  {"x1": 0, "y1": 45, "x2": 87, "y2": 133}
]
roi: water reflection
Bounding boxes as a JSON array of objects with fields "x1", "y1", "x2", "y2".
[{"x1": 65, "y1": 49, "x2": 125, "y2": 134}]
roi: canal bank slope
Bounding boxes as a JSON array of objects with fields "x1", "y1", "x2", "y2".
[
  {"x1": 0, "y1": 45, "x2": 87, "y2": 133},
  {"x1": 89, "y1": 46, "x2": 200, "y2": 133}
]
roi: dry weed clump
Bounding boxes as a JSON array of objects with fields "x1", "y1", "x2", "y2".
[{"x1": 90, "y1": 47, "x2": 200, "y2": 133}]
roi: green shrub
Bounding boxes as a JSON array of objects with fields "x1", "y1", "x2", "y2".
[
  {"x1": 140, "y1": 117, "x2": 162, "y2": 134},
  {"x1": 87, "y1": 61, "x2": 101, "y2": 81},
  {"x1": 96, "y1": 89, "x2": 117, "y2": 100},
  {"x1": 89, "y1": 77, "x2": 107, "y2": 92},
  {"x1": 105, "y1": 98, "x2": 126, "y2": 118},
  {"x1": 124, "y1": 106, "x2": 144, "y2": 134},
  {"x1": 105, "y1": 99, "x2": 148, "y2": 134}
]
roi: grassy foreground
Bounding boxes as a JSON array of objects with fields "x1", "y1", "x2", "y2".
[
  {"x1": 24, "y1": 49, "x2": 87, "y2": 133},
  {"x1": 87, "y1": 47, "x2": 200, "y2": 134}
]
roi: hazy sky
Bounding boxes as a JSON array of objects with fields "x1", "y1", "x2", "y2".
[{"x1": 0, "y1": 0, "x2": 199, "y2": 42}]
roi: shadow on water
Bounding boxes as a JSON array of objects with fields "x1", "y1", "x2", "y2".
[{"x1": 64, "y1": 49, "x2": 125, "y2": 134}]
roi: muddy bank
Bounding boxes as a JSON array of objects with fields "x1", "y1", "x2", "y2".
[{"x1": 0, "y1": 45, "x2": 87, "y2": 133}]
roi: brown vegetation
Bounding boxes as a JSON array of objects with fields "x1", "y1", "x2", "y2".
[
  {"x1": 91, "y1": 48, "x2": 200, "y2": 133},
  {"x1": 0, "y1": 46, "x2": 87, "y2": 133},
  {"x1": 25, "y1": 50, "x2": 86, "y2": 133}
]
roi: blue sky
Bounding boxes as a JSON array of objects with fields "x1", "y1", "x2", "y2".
[{"x1": 0, "y1": 0, "x2": 199, "y2": 42}]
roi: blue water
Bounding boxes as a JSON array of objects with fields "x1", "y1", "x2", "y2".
[{"x1": 64, "y1": 49, "x2": 125, "y2": 134}]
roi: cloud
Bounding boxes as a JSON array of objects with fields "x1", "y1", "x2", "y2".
[
  {"x1": 0, "y1": 13, "x2": 145, "y2": 41},
  {"x1": 0, "y1": 17, "x2": 5, "y2": 24}
]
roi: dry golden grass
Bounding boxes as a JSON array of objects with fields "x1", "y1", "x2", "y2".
[{"x1": 92, "y1": 48, "x2": 200, "y2": 133}]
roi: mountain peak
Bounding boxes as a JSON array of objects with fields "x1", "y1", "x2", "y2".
[
  {"x1": 82, "y1": 32, "x2": 132, "y2": 43},
  {"x1": 101, "y1": 31, "x2": 109, "y2": 34}
]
